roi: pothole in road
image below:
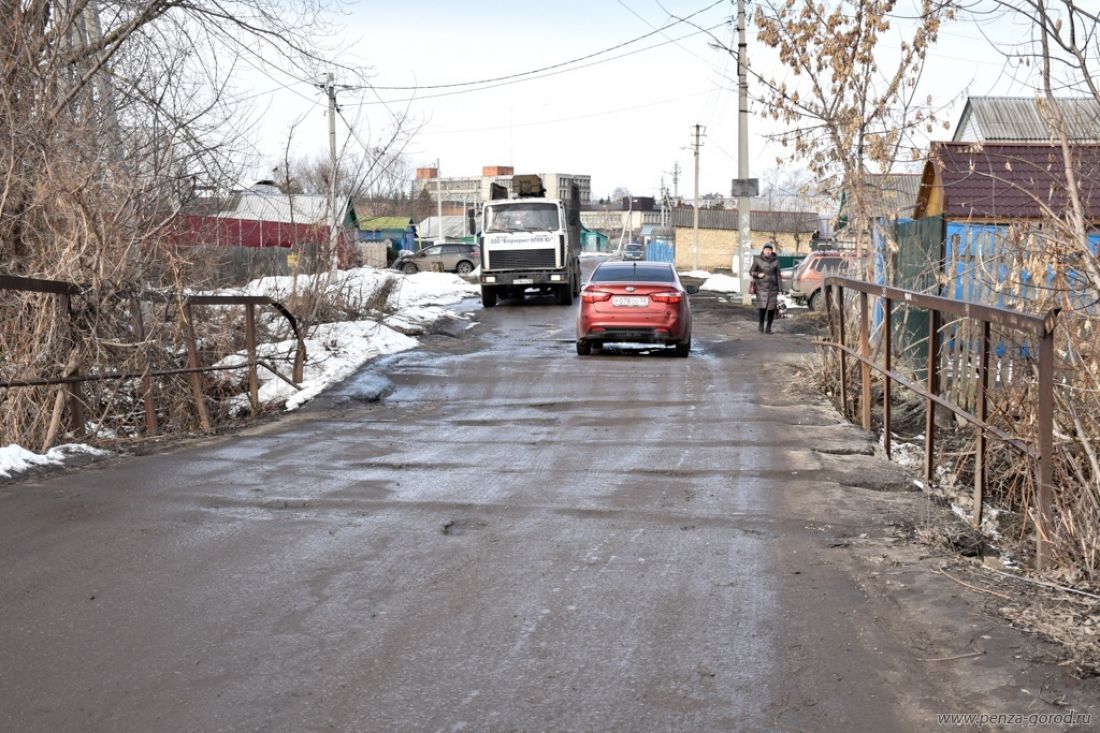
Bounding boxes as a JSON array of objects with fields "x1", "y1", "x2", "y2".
[{"x1": 441, "y1": 518, "x2": 488, "y2": 536}]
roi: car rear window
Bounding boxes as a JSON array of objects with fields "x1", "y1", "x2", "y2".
[{"x1": 591, "y1": 263, "x2": 675, "y2": 283}]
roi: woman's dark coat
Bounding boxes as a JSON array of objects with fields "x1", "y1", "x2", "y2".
[{"x1": 749, "y1": 252, "x2": 782, "y2": 310}]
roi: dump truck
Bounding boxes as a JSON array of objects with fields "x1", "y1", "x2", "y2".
[{"x1": 477, "y1": 174, "x2": 582, "y2": 307}]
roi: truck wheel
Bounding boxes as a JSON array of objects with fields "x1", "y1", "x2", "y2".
[
  {"x1": 558, "y1": 283, "x2": 574, "y2": 306},
  {"x1": 572, "y1": 272, "x2": 580, "y2": 296},
  {"x1": 807, "y1": 289, "x2": 821, "y2": 311},
  {"x1": 481, "y1": 286, "x2": 497, "y2": 308}
]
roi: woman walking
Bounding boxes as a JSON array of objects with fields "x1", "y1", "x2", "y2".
[{"x1": 750, "y1": 242, "x2": 782, "y2": 334}]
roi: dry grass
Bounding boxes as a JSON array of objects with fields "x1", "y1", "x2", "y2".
[{"x1": 811, "y1": 229, "x2": 1100, "y2": 585}]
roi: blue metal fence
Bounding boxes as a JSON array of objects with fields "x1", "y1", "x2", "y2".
[{"x1": 645, "y1": 240, "x2": 675, "y2": 263}]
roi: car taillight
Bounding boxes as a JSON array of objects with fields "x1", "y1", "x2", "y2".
[
  {"x1": 581, "y1": 289, "x2": 613, "y2": 303},
  {"x1": 649, "y1": 291, "x2": 682, "y2": 303}
]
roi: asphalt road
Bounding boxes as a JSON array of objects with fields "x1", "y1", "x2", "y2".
[{"x1": 2, "y1": 262, "x2": 1091, "y2": 732}]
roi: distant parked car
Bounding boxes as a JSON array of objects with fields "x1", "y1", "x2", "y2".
[
  {"x1": 788, "y1": 250, "x2": 861, "y2": 310},
  {"x1": 394, "y1": 243, "x2": 480, "y2": 275},
  {"x1": 576, "y1": 261, "x2": 696, "y2": 357},
  {"x1": 622, "y1": 242, "x2": 645, "y2": 261}
]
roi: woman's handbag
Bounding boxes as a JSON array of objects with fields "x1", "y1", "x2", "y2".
[{"x1": 748, "y1": 279, "x2": 757, "y2": 295}]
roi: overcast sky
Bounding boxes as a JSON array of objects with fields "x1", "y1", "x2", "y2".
[{"x1": 240, "y1": 1, "x2": 1046, "y2": 200}]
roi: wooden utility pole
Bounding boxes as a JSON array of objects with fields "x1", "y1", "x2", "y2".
[
  {"x1": 692, "y1": 124, "x2": 704, "y2": 271},
  {"x1": 327, "y1": 72, "x2": 340, "y2": 274},
  {"x1": 736, "y1": 0, "x2": 754, "y2": 303}
]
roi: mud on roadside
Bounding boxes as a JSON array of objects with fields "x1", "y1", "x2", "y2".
[{"x1": 701, "y1": 294, "x2": 1100, "y2": 720}]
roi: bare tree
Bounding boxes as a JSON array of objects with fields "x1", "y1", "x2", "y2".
[
  {"x1": 958, "y1": 0, "x2": 1100, "y2": 574},
  {"x1": 752, "y1": 0, "x2": 957, "y2": 269},
  {"x1": 0, "y1": 0, "x2": 384, "y2": 448}
]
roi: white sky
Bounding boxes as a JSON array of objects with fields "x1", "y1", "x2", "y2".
[{"x1": 239, "y1": 1, "x2": 1050, "y2": 200}]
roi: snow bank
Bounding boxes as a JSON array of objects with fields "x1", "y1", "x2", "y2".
[{"x1": 0, "y1": 444, "x2": 110, "y2": 479}]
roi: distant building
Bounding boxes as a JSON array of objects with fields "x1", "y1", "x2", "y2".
[
  {"x1": 412, "y1": 165, "x2": 592, "y2": 206},
  {"x1": 663, "y1": 207, "x2": 822, "y2": 271}
]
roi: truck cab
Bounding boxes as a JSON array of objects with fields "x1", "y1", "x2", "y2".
[{"x1": 477, "y1": 176, "x2": 582, "y2": 307}]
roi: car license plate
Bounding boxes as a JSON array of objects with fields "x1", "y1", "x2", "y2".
[
  {"x1": 611, "y1": 295, "x2": 649, "y2": 307},
  {"x1": 513, "y1": 278, "x2": 533, "y2": 284}
]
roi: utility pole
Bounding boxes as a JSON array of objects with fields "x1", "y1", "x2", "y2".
[
  {"x1": 735, "y1": 0, "x2": 755, "y2": 304},
  {"x1": 671, "y1": 162, "x2": 681, "y2": 200},
  {"x1": 327, "y1": 72, "x2": 340, "y2": 274},
  {"x1": 691, "y1": 124, "x2": 704, "y2": 272},
  {"x1": 659, "y1": 176, "x2": 668, "y2": 228}
]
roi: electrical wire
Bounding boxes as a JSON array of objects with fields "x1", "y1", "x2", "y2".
[
  {"x1": 416, "y1": 89, "x2": 715, "y2": 137},
  {"x1": 345, "y1": 0, "x2": 725, "y2": 92},
  {"x1": 342, "y1": 22, "x2": 726, "y2": 108}
]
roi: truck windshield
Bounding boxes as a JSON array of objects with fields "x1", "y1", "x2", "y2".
[{"x1": 485, "y1": 203, "x2": 560, "y2": 233}]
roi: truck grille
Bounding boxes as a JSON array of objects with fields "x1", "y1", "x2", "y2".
[{"x1": 487, "y1": 248, "x2": 557, "y2": 269}]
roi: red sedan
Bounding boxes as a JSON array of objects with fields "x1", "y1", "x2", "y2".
[{"x1": 576, "y1": 261, "x2": 696, "y2": 357}]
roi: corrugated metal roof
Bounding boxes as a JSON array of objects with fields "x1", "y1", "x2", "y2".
[
  {"x1": 219, "y1": 182, "x2": 330, "y2": 224},
  {"x1": 417, "y1": 215, "x2": 467, "y2": 238},
  {"x1": 953, "y1": 97, "x2": 1100, "y2": 142},
  {"x1": 862, "y1": 173, "x2": 922, "y2": 217},
  {"x1": 923, "y1": 141, "x2": 1100, "y2": 219}
]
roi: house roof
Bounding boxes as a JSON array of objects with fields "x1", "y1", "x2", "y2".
[
  {"x1": 219, "y1": 182, "x2": 331, "y2": 224},
  {"x1": 417, "y1": 215, "x2": 467, "y2": 238},
  {"x1": 865, "y1": 174, "x2": 922, "y2": 217},
  {"x1": 952, "y1": 97, "x2": 1100, "y2": 142},
  {"x1": 836, "y1": 173, "x2": 922, "y2": 229},
  {"x1": 358, "y1": 215, "x2": 413, "y2": 232},
  {"x1": 915, "y1": 141, "x2": 1100, "y2": 220}
]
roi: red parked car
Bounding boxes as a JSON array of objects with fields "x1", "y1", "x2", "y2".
[{"x1": 576, "y1": 261, "x2": 696, "y2": 357}]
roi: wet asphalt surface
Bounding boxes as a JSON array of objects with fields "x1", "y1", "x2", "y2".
[{"x1": 6, "y1": 261, "x2": 1092, "y2": 732}]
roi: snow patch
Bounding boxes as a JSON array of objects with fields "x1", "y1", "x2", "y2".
[{"x1": 0, "y1": 443, "x2": 111, "y2": 479}]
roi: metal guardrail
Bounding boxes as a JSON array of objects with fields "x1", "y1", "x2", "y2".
[
  {"x1": 820, "y1": 276, "x2": 1059, "y2": 568},
  {"x1": 1, "y1": 274, "x2": 307, "y2": 437}
]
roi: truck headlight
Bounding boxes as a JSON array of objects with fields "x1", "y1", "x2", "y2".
[
  {"x1": 484, "y1": 276, "x2": 496, "y2": 283},
  {"x1": 550, "y1": 274, "x2": 562, "y2": 281}
]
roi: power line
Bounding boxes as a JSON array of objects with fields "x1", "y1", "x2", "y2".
[
  {"x1": 345, "y1": 0, "x2": 725, "y2": 92},
  {"x1": 342, "y1": 22, "x2": 726, "y2": 108},
  {"x1": 417, "y1": 89, "x2": 714, "y2": 136}
]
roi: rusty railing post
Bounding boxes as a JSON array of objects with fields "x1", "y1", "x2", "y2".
[
  {"x1": 59, "y1": 293, "x2": 86, "y2": 439},
  {"x1": 183, "y1": 301, "x2": 211, "y2": 431},
  {"x1": 882, "y1": 297, "x2": 892, "y2": 459},
  {"x1": 1035, "y1": 321, "x2": 1055, "y2": 568},
  {"x1": 924, "y1": 309, "x2": 941, "y2": 486},
  {"x1": 293, "y1": 339, "x2": 305, "y2": 385},
  {"x1": 859, "y1": 290, "x2": 872, "y2": 430},
  {"x1": 131, "y1": 297, "x2": 158, "y2": 436},
  {"x1": 245, "y1": 303, "x2": 260, "y2": 414},
  {"x1": 837, "y1": 285, "x2": 848, "y2": 419},
  {"x1": 973, "y1": 320, "x2": 990, "y2": 529}
]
